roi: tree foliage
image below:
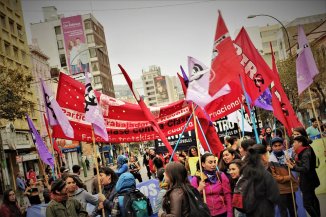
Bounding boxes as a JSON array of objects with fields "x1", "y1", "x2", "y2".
[{"x1": 0, "y1": 63, "x2": 34, "y2": 121}]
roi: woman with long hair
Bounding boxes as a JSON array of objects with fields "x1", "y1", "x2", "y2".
[
  {"x1": 158, "y1": 162, "x2": 193, "y2": 217},
  {"x1": 239, "y1": 144, "x2": 279, "y2": 217},
  {"x1": 191, "y1": 153, "x2": 233, "y2": 217},
  {"x1": 185, "y1": 146, "x2": 198, "y2": 174},
  {"x1": 218, "y1": 148, "x2": 240, "y2": 182},
  {"x1": 0, "y1": 189, "x2": 23, "y2": 217},
  {"x1": 24, "y1": 178, "x2": 41, "y2": 205}
]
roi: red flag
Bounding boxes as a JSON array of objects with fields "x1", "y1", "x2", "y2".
[
  {"x1": 234, "y1": 27, "x2": 274, "y2": 102},
  {"x1": 270, "y1": 44, "x2": 303, "y2": 135},
  {"x1": 43, "y1": 114, "x2": 63, "y2": 157},
  {"x1": 119, "y1": 64, "x2": 177, "y2": 161},
  {"x1": 209, "y1": 11, "x2": 242, "y2": 96},
  {"x1": 178, "y1": 73, "x2": 224, "y2": 156}
]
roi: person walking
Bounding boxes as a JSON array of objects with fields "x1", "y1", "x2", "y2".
[
  {"x1": 143, "y1": 148, "x2": 151, "y2": 180},
  {"x1": 129, "y1": 155, "x2": 143, "y2": 182}
]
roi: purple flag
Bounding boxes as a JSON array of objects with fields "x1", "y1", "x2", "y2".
[
  {"x1": 26, "y1": 114, "x2": 54, "y2": 168},
  {"x1": 245, "y1": 88, "x2": 273, "y2": 111},
  {"x1": 40, "y1": 79, "x2": 74, "y2": 138},
  {"x1": 84, "y1": 72, "x2": 108, "y2": 141},
  {"x1": 296, "y1": 25, "x2": 319, "y2": 95},
  {"x1": 180, "y1": 65, "x2": 189, "y2": 87}
]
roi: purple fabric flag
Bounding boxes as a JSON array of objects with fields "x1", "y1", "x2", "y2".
[
  {"x1": 180, "y1": 65, "x2": 189, "y2": 87},
  {"x1": 26, "y1": 114, "x2": 54, "y2": 168},
  {"x1": 84, "y1": 72, "x2": 109, "y2": 141},
  {"x1": 40, "y1": 79, "x2": 74, "y2": 138},
  {"x1": 254, "y1": 88, "x2": 273, "y2": 111},
  {"x1": 186, "y1": 56, "x2": 230, "y2": 108},
  {"x1": 296, "y1": 25, "x2": 319, "y2": 95}
]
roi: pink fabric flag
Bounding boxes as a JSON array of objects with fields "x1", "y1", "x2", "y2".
[
  {"x1": 40, "y1": 79, "x2": 74, "y2": 138},
  {"x1": 186, "y1": 56, "x2": 230, "y2": 108},
  {"x1": 296, "y1": 25, "x2": 319, "y2": 95},
  {"x1": 84, "y1": 72, "x2": 109, "y2": 141}
]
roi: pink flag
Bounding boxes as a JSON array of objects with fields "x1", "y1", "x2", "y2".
[
  {"x1": 84, "y1": 72, "x2": 108, "y2": 141},
  {"x1": 296, "y1": 25, "x2": 319, "y2": 95},
  {"x1": 186, "y1": 56, "x2": 230, "y2": 108},
  {"x1": 40, "y1": 79, "x2": 74, "y2": 138}
]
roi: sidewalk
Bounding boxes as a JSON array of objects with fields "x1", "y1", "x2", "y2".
[{"x1": 80, "y1": 164, "x2": 117, "y2": 183}]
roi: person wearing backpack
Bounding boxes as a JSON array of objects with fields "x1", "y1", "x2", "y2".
[
  {"x1": 159, "y1": 162, "x2": 210, "y2": 217},
  {"x1": 233, "y1": 144, "x2": 279, "y2": 217},
  {"x1": 111, "y1": 172, "x2": 152, "y2": 217},
  {"x1": 191, "y1": 153, "x2": 233, "y2": 217}
]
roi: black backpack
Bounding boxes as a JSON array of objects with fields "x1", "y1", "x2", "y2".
[
  {"x1": 184, "y1": 186, "x2": 211, "y2": 217},
  {"x1": 118, "y1": 189, "x2": 153, "y2": 217},
  {"x1": 232, "y1": 175, "x2": 257, "y2": 214}
]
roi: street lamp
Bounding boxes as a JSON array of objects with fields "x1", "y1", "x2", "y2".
[{"x1": 247, "y1": 14, "x2": 292, "y2": 57}]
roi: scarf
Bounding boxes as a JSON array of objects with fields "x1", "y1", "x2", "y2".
[
  {"x1": 203, "y1": 170, "x2": 218, "y2": 184},
  {"x1": 272, "y1": 151, "x2": 286, "y2": 164},
  {"x1": 295, "y1": 146, "x2": 309, "y2": 161},
  {"x1": 159, "y1": 182, "x2": 169, "y2": 190}
]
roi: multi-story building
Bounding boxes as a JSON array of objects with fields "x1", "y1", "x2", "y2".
[
  {"x1": 0, "y1": 0, "x2": 41, "y2": 193},
  {"x1": 30, "y1": 6, "x2": 115, "y2": 97},
  {"x1": 142, "y1": 65, "x2": 181, "y2": 106}
]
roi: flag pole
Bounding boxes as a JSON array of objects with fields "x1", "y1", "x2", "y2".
[
  {"x1": 239, "y1": 76, "x2": 260, "y2": 144},
  {"x1": 241, "y1": 105, "x2": 245, "y2": 138},
  {"x1": 91, "y1": 126, "x2": 105, "y2": 217},
  {"x1": 284, "y1": 127, "x2": 298, "y2": 217},
  {"x1": 308, "y1": 88, "x2": 326, "y2": 151},
  {"x1": 192, "y1": 103, "x2": 206, "y2": 202}
]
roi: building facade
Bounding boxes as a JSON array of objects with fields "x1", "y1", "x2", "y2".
[{"x1": 30, "y1": 6, "x2": 115, "y2": 97}]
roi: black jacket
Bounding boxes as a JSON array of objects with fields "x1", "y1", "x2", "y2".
[{"x1": 293, "y1": 147, "x2": 320, "y2": 192}]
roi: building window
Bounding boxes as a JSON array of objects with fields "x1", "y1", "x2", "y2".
[
  {"x1": 21, "y1": 51, "x2": 26, "y2": 63},
  {"x1": 84, "y1": 20, "x2": 91, "y2": 30},
  {"x1": 57, "y1": 40, "x2": 64, "y2": 49},
  {"x1": 0, "y1": 13, "x2": 6, "y2": 28},
  {"x1": 54, "y1": 26, "x2": 61, "y2": 35},
  {"x1": 9, "y1": 18, "x2": 14, "y2": 33},
  {"x1": 17, "y1": 24, "x2": 23, "y2": 38},
  {"x1": 59, "y1": 54, "x2": 67, "y2": 67},
  {"x1": 146, "y1": 86, "x2": 154, "y2": 90},
  {"x1": 4, "y1": 41, "x2": 10, "y2": 56},
  {"x1": 89, "y1": 48, "x2": 97, "y2": 58},
  {"x1": 91, "y1": 61, "x2": 99, "y2": 71},
  {"x1": 86, "y1": 34, "x2": 94, "y2": 44},
  {"x1": 93, "y1": 75, "x2": 101, "y2": 84},
  {"x1": 145, "y1": 81, "x2": 153, "y2": 85},
  {"x1": 13, "y1": 46, "x2": 18, "y2": 59}
]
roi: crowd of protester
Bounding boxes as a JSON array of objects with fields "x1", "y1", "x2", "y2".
[{"x1": 0, "y1": 123, "x2": 323, "y2": 217}]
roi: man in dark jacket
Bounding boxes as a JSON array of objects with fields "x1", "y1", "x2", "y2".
[
  {"x1": 143, "y1": 148, "x2": 151, "y2": 179},
  {"x1": 287, "y1": 136, "x2": 321, "y2": 217}
]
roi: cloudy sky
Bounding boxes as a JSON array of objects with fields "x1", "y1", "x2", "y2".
[{"x1": 22, "y1": 0, "x2": 326, "y2": 85}]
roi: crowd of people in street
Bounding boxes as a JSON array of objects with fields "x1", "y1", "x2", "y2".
[{"x1": 0, "y1": 122, "x2": 323, "y2": 217}]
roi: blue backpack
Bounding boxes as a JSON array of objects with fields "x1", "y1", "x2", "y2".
[{"x1": 118, "y1": 189, "x2": 153, "y2": 217}]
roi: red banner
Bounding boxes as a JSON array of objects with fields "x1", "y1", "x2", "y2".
[{"x1": 52, "y1": 73, "x2": 243, "y2": 143}]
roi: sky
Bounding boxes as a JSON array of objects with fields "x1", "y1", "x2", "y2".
[{"x1": 22, "y1": 0, "x2": 326, "y2": 85}]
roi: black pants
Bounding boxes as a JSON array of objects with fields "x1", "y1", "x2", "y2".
[
  {"x1": 132, "y1": 172, "x2": 143, "y2": 182},
  {"x1": 279, "y1": 193, "x2": 297, "y2": 217},
  {"x1": 302, "y1": 189, "x2": 320, "y2": 217},
  {"x1": 145, "y1": 165, "x2": 151, "y2": 179}
]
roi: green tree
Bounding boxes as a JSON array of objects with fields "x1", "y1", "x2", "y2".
[{"x1": 0, "y1": 63, "x2": 34, "y2": 121}]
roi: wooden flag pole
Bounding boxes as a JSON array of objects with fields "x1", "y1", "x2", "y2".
[
  {"x1": 192, "y1": 103, "x2": 206, "y2": 202},
  {"x1": 91, "y1": 126, "x2": 105, "y2": 217},
  {"x1": 284, "y1": 127, "x2": 298, "y2": 217},
  {"x1": 46, "y1": 132, "x2": 59, "y2": 178},
  {"x1": 308, "y1": 88, "x2": 326, "y2": 153}
]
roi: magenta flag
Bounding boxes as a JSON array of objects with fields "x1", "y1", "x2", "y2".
[
  {"x1": 296, "y1": 25, "x2": 319, "y2": 95},
  {"x1": 84, "y1": 72, "x2": 108, "y2": 141},
  {"x1": 26, "y1": 114, "x2": 54, "y2": 168},
  {"x1": 40, "y1": 79, "x2": 74, "y2": 138}
]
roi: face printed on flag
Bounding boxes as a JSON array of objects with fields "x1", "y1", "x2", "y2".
[
  {"x1": 40, "y1": 79, "x2": 74, "y2": 138},
  {"x1": 186, "y1": 56, "x2": 230, "y2": 108},
  {"x1": 296, "y1": 25, "x2": 319, "y2": 95},
  {"x1": 26, "y1": 114, "x2": 54, "y2": 168},
  {"x1": 84, "y1": 72, "x2": 109, "y2": 141}
]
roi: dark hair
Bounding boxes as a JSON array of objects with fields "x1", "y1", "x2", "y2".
[
  {"x1": 93, "y1": 167, "x2": 98, "y2": 176},
  {"x1": 240, "y1": 139, "x2": 256, "y2": 152},
  {"x1": 218, "y1": 148, "x2": 238, "y2": 172},
  {"x1": 228, "y1": 136, "x2": 238, "y2": 145},
  {"x1": 293, "y1": 135, "x2": 311, "y2": 146},
  {"x1": 153, "y1": 157, "x2": 164, "y2": 170},
  {"x1": 241, "y1": 144, "x2": 267, "y2": 181},
  {"x1": 72, "y1": 165, "x2": 81, "y2": 173},
  {"x1": 2, "y1": 189, "x2": 16, "y2": 205},
  {"x1": 99, "y1": 167, "x2": 118, "y2": 184},
  {"x1": 196, "y1": 153, "x2": 215, "y2": 171},
  {"x1": 293, "y1": 127, "x2": 308, "y2": 138},
  {"x1": 275, "y1": 128, "x2": 283, "y2": 138},
  {"x1": 63, "y1": 174, "x2": 77, "y2": 182},
  {"x1": 157, "y1": 168, "x2": 165, "y2": 182},
  {"x1": 229, "y1": 159, "x2": 243, "y2": 169},
  {"x1": 164, "y1": 162, "x2": 190, "y2": 189},
  {"x1": 188, "y1": 146, "x2": 198, "y2": 157},
  {"x1": 310, "y1": 118, "x2": 316, "y2": 123}
]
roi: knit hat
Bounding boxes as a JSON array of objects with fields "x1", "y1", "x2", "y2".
[
  {"x1": 51, "y1": 179, "x2": 66, "y2": 193},
  {"x1": 271, "y1": 137, "x2": 283, "y2": 145}
]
